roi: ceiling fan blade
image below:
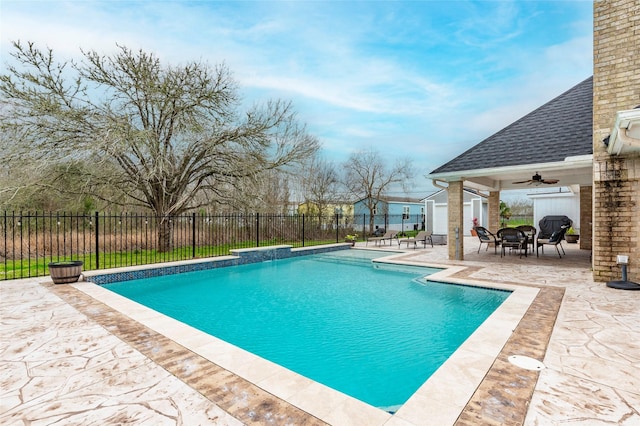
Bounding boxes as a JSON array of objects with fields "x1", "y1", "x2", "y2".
[
  {"x1": 512, "y1": 180, "x2": 531, "y2": 184},
  {"x1": 541, "y1": 179, "x2": 559, "y2": 184}
]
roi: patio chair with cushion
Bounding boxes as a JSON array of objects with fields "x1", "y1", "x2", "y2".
[
  {"x1": 475, "y1": 226, "x2": 500, "y2": 254},
  {"x1": 536, "y1": 215, "x2": 572, "y2": 258},
  {"x1": 537, "y1": 225, "x2": 569, "y2": 258},
  {"x1": 366, "y1": 230, "x2": 399, "y2": 246},
  {"x1": 497, "y1": 227, "x2": 528, "y2": 258},
  {"x1": 398, "y1": 230, "x2": 433, "y2": 249}
]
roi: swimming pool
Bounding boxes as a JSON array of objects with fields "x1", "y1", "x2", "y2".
[{"x1": 103, "y1": 250, "x2": 510, "y2": 409}]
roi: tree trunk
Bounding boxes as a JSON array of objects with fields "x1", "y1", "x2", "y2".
[{"x1": 157, "y1": 216, "x2": 174, "y2": 252}]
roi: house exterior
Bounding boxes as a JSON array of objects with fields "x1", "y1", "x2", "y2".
[
  {"x1": 426, "y1": 0, "x2": 640, "y2": 283},
  {"x1": 427, "y1": 75, "x2": 593, "y2": 260},
  {"x1": 297, "y1": 201, "x2": 354, "y2": 218},
  {"x1": 423, "y1": 189, "x2": 488, "y2": 236},
  {"x1": 592, "y1": 0, "x2": 640, "y2": 283},
  {"x1": 353, "y1": 196, "x2": 424, "y2": 233}
]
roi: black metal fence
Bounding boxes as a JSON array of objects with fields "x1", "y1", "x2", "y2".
[{"x1": 1, "y1": 211, "x2": 426, "y2": 280}]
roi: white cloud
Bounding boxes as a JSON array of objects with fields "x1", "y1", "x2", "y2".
[{"x1": 1, "y1": 0, "x2": 593, "y2": 196}]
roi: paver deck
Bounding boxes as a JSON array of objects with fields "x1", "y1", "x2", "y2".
[{"x1": 1, "y1": 237, "x2": 638, "y2": 425}]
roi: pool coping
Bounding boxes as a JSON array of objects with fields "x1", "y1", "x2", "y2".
[{"x1": 60, "y1": 248, "x2": 549, "y2": 425}]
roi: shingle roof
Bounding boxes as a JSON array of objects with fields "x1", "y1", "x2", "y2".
[{"x1": 430, "y1": 76, "x2": 593, "y2": 174}]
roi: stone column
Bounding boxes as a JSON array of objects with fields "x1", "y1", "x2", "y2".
[{"x1": 447, "y1": 181, "x2": 464, "y2": 260}]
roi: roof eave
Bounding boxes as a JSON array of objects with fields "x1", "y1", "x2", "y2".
[{"x1": 427, "y1": 155, "x2": 593, "y2": 191}]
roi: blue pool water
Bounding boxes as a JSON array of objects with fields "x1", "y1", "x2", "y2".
[{"x1": 103, "y1": 250, "x2": 510, "y2": 409}]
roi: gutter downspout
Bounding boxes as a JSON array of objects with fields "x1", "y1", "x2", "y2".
[{"x1": 432, "y1": 178, "x2": 449, "y2": 190}]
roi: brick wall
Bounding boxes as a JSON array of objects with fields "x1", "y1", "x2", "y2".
[{"x1": 593, "y1": 0, "x2": 640, "y2": 282}]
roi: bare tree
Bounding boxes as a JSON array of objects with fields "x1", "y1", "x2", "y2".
[
  {"x1": 300, "y1": 156, "x2": 342, "y2": 222},
  {"x1": 0, "y1": 42, "x2": 319, "y2": 250},
  {"x1": 343, "y1": 149, "x2": 413, "y2": 232},
  {"x1": 229, "y1": 170, "x2": 292, "y2": 214}
]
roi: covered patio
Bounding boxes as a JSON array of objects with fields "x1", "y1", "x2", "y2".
[{"x1": 427, "y1": 76, "x2": 594, "y2": 263}]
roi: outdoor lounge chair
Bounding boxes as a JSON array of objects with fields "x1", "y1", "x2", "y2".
[
  {"x1": 497, "y1": 227, "x2": 528, "y2": 258},
  {"x1": 366, "y1": 230, "x2": 399, "y2": 246},
  {"x1": 475, "y1": 226, "x2": 500, "y2": 254},
  {"x1": 398, "y1": 230, "x2": 433, "y2": 249}
]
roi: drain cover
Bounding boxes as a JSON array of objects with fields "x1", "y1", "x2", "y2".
[{"x1": 508, "y1": 355, "x2": 546, "y2": 371}]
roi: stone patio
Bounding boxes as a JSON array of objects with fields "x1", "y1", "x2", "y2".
[{"x1": 1, "y1": 237, "x2": 638, "y2": 425}]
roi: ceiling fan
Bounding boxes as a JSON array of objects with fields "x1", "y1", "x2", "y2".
[{"x1": 512, "y1": 172, "x2": 559, "y2": 185}]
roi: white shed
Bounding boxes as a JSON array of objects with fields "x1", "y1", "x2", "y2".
[
  {"x1": 423, "y1": 189, "x2": 488, "y2": 236},
  {"x1": 528, "y1": 188, "x2": 580, "y2": 231}
]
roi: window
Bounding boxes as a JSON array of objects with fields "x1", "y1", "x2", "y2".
[{"x1": 402, "y1": 206, "x2": 410, "y2": 220}]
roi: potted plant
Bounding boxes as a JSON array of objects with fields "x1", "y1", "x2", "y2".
[
  {"x1": 48, "y1": 260, "x2": 84, "y2": 284},
  {"x1": 344, "y1": 234, "x2": 358, "y2": 246},
  {"x1": 565, "y1": 227, "x2": 579, "y2": 244},
  {"x1": 471, "y1": 217, "x2": 479, "y2": 236}
]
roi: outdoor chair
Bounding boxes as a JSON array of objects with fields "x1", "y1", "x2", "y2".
[
  {"x1": 366, "y1": 230, "x2": 399, "y2": 246},
  {"x1": 537, "y1": 225, "x2": 569, "y2": 258},
  {"x1": 475, "y1": 226, "x2": 500, "y2": 254},
  {"x1": 497, "y1": 227, "x2": 528, "y2": 258},
  {"x1": 398, "y1": 230, "x2": 433, "y2": 249},
  {"x1": 516, "y1": 225, "x2": 537, "y2": 253}
]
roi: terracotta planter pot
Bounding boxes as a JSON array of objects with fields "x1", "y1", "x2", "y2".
[
  {"x1": 48, "y1": 261, "x2": 83, "y2": 284},
  {"x1": 565, "y1": 234, "x2": 579, "y2": 244}
]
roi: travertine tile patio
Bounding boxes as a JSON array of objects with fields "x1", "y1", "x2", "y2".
[{"x1": 1, "y1": 237, "x2": 638, "y2": 425}]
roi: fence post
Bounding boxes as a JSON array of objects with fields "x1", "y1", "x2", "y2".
[
  {"x1": 302, "y1": 214, "x2": 305, "y2": 247},
  {"x1": 94, "y1": 211, "x2": 99, "y2": 270},
  {"x1": 256, "y1": 213, "x2": 260, "y2": 247},
  {"x1": 335, "y1": 214, "x2": 339, "y2": 242},
  {"x1": 192, "y1": 212, "x2": 196, "y2": 258},
  {"x1": 362, "y1": 214, "x2": 366, "y2": 238}
]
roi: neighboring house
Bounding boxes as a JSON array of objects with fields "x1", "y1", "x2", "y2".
[
  {"x1": 297, "y1": 201, "x2": 354, "y2": 228},
  {"x1": 297, "y1": 201, "x2": 354, "y2": 217},
  {"x1": 423, "y1": 189, "x2": 488, "y2": 236},
  {"x1": 527, "y1": 189, "x2": 580, "y2": 233},
  {"x1": 353, "y1": 196, "x2": 424, "y2": 233}
]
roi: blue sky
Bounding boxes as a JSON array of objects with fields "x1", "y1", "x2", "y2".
[{"x1": 1, "y1": 1, "x2": 593, "y2": 197}]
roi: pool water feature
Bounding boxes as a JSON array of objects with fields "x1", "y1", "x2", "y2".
[{"x1": 103, "y1": 250, "x2": 510, "y2": 409}]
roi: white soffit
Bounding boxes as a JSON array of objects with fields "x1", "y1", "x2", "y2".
[
  {"x1": 608, "y1": 108, "x2": 640, "y2": 155},
  {"x1": 428, "y1": 157, "x2": 593, "y2": 191}
]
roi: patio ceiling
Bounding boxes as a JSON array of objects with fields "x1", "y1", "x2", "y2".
[{"x1": 428, "y1": 154, "x2": 593, "y2": 192}]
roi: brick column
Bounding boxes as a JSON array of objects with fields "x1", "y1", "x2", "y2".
[
  {"x1": 447, "y1": 181, "x2": 464, "y2": 260},
  {"x1": 593, "y1": 0, "x2": 640, "y2": 283},
  {"x1": 487, "y1": 191, "x2": 501, "y2": 232},
  {"x1": 579, "y1": 186, "x2": 592, "y2": 251}
]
